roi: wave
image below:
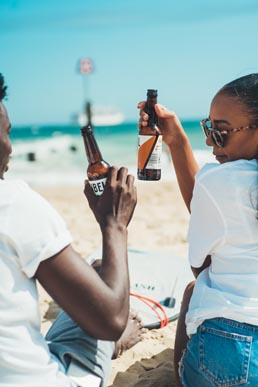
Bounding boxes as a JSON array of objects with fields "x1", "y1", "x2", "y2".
[{"x1": 6, "y1": 133, "x2": 216, "y2": 186}]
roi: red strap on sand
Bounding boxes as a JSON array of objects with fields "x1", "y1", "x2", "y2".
[{"x1": 130, "y1": 292, "x2": 169, "y2": 328}]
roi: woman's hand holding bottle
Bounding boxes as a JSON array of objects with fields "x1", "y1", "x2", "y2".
[{"x1": 137, "y1": 101, "x2": 188, "y2": 148}]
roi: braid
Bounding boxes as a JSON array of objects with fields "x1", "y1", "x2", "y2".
[
  {"x1": 219, "y1": 73, "x2": 258, "y2": 126},
  {"x1": 219, "y1": 74, "x2": 258, "y2": 218}
]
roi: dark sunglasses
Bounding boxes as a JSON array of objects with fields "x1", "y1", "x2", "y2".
[{"x1": 200, "y1": 118, "x2": 257, "y2": 148}]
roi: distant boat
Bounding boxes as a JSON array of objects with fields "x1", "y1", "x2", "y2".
[{"x1": 76, "y1": 105, "x2": 124, "y2": 126}]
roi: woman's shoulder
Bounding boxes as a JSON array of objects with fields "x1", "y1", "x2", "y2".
[
  {"x1": 197, "y1": 159, "x2": 257, "y2": 183},
  {"x1": 194, "y1": 159, "x2": 257, "y2": 198}
]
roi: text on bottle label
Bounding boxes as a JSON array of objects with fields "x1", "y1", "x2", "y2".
[{"x1": 89, "y1": 177, "x2": 107, "y2": 196}]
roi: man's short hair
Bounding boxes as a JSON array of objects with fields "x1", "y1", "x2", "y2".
[{"x1": 0, "y1": 73, "x2": 7, "y2": 102}]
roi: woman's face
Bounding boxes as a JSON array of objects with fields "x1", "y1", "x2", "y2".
[
  {"x1": 0, "y1": 103, "x2": 12, "y2": 178},
  {"x1": 207, "y1": 93, "x2": 258, "y2": 163}
]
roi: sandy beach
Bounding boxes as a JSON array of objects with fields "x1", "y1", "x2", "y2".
[{"x1": 36, "y1": 180, "x2": 190, "y2": 386}]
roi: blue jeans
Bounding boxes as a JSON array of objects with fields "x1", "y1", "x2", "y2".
[
  {"x1": 180, "y1": 318, "x2": 258, "y2": 387},
  {"x1": 45, "y1": 310, "x2": 115, "y2": 387}
]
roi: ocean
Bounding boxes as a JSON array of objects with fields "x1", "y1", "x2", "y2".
[{"x1": 7, "y1": 121, "x2": 216, "y2": 186}]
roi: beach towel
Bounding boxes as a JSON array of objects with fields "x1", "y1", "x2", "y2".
[{"x1": 87, "y1": 249, "x2": 194, "y2": 329}]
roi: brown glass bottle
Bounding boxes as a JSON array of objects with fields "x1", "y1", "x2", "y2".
[
  {"x1": 137, "y1": 89, "x2": 162, "y2": 180},
  {"x1": 81, "y1": 124, "x2": 110, "y2": 195}
]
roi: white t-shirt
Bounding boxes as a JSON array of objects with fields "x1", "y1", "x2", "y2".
[
  {"x1": 0, "y1": 179, "x2": 75, "y2": 387},
  {"x1": 186, "y1": 159, "x2": 258, "y2": 336}
]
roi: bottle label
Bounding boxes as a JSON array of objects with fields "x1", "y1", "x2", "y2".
[
  {"x1": 138, "y1": 135, "x2": 162, "y2": 170},
  {"x1": 89, "y1": 177, "x2": 107, "y2": 196}
]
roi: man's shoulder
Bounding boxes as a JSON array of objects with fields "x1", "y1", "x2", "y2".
[{"x1": 0, "y1": 179, "x2": 36, "y2": 205}]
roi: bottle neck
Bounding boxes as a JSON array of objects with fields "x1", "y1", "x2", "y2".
[
  {"x1": 145, "y1": 96, "x2": 158, "y2": 128},
  {"x1": 81, "y1": 125, "x2": 103, "y2": 164}
]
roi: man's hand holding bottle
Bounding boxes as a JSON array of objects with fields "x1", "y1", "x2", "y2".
[{"x1": 84, "y1": 166, "x2": 137, "y2": 231}]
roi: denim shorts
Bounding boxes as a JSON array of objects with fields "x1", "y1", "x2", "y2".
[{"x1": 180, "y1": 317, "x2": 258, "y2": 387}]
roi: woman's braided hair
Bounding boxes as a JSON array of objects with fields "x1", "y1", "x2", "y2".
[
  {"x1": 219, "y1": 73, "x2": 258, "y2": 126},
  {"x1": 219, "y1": 73, "x2": 258, "y2": 216}
]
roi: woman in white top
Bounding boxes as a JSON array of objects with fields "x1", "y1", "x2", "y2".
[{"x1": 138, "y1": 73, "x2": 258, "y2": 386}]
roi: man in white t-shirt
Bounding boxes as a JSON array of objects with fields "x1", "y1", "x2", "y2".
[{"x1": 0, "y1": 73, "x2": 143, "y2": 387}]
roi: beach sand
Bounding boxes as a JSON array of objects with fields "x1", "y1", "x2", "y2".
[{"x1": 36, "y1": 180, "x2": 190, "y2": 386}]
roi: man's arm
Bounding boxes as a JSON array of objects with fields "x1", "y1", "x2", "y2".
[{"x1": 35, "y1": 167, "x2": 136, "y2": 341}]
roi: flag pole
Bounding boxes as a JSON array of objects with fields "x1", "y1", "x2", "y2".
[{"x1": 77, "y1": 57, "x2": 94, "y2": 127}]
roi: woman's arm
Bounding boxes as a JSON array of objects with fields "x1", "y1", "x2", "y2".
[
  {"x1": 138, "y1": 102, "x2": 199, "y2": 212},
  {"x1": 191, "y1": 255, "x2": 211, "y2": 278}
]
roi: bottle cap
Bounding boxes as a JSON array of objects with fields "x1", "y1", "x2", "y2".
[{"x1": 147, "y1": 89, "x2": 158, "y2": 98}]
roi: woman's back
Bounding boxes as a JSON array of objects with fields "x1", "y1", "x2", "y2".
[{"x1": 186, "y1": 159, "x2": 258, "y2": 335}]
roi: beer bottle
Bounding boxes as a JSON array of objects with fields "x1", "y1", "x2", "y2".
[
  {"x1": 81, "y1": 124, "x2": 110, "y2": 196},
  {"x1": 137, "y1": 89, "x2": 162, "y2": 180}
]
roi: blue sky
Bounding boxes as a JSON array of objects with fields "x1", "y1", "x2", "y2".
[{"x1": 1, "y1": 0, "x2": 258, "y2": 125}]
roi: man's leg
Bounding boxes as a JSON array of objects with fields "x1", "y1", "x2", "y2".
[
  {"x1": 45, "y1": 310, "x2": 114, "y2": 387},
  {"x1": 46, "y1": 309, "x2": 145, "y2": 387}
]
